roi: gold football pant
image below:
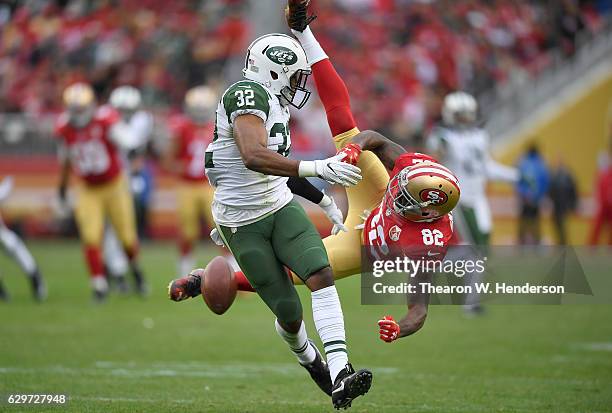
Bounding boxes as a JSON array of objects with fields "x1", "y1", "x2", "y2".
[
  {"x1": 75, "y1": 175, "x2": 137, "y2": 251},
  {"x1": 177, "y1": 181, "x2": 215, "y2": 248},
  {"x1": 293, "y1": 128, "x2": 389, "y2": 284}
]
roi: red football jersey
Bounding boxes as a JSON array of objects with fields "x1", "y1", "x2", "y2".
[
  {"x1": 363, "y1": 152, "x2": 454, "y2": 260},
  {"x1": 55, "y1": 106, "x2": 122, "y2": 185},
  {"x1": 169, "y1": 115, "x2": 214, "y2": 182}
]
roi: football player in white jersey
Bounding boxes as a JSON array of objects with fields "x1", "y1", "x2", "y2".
[
  {"x1": 427, "y1": 91, "x2": 518, "y2": 313},
  {"x1": 204, "y1": 33, "x2": 372, "y2": 408},
  {"x1": 103, "y1": 85, "x2": 153, "y2": 294}
]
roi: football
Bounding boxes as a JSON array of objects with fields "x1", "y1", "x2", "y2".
[{"x1": 201, "y1": 256, "x2": 237, "y2": 315}]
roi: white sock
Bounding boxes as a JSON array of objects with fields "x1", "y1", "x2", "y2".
[
  {"x1": 91, "y1": 276, "x2": 108, "y2": 293},
  {"x1": 291, "y1": 26, "x2": 328, "y2": 65},
  {"x1": 311, "y1": 286, "x2": 348, "y2": 383},
  {"x1": 179, "y1": 253, "x2": 195, "y2": 277},
  {"x1": 275, "y1": 319, "x2": 317, "y2": 365}
]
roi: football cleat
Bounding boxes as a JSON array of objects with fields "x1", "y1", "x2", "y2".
[
  {"x1": 131, "y1": 265, "x2": 149, "y2": 297},
  {"x1": 331, "y1": 363, "x2": 373, "y2": 409},
  {"x1": 168, "y1": 271, "x2": 202, "y2": 302},
  {"x1": 91, "y1": 276, "x2": 109, "y2": 304},
  {"x1": 285, "y1": 0, "x2": 317, "y2": 32},
  {"x1": 29, "y1": 271, "x2": 47, "y2": 302},
  {"x1": 0, "y1": 278, "x2": 9, "y2": 302},
  {"x1": 301, "y1": 339, "x2": 333, "y2": 396}
]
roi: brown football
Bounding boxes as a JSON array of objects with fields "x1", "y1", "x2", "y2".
[{"x1": 201, "y1": 256, "x2": 237, "y2": 315}]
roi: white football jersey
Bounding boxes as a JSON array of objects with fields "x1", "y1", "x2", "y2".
[
  {"x1": 205, "y1": 80, "x2": 293, "y2": 227},
  {"x1": 427, "y1": 125, "x2": 518, "y2": 207},
  {"x1": 427, "y1": 126, "x2": 490, "y2": 206}
]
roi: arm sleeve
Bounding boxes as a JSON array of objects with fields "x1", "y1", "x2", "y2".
[
  {"x1": 287, "y1": 176, "x2": 324, "y2": 204},
  {"x1": 311, "y1": 59, "x2": 357, "y2": 137}
]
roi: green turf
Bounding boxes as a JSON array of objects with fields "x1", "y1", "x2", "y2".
[{"x1": 1, "y1": 240, "x2": 611, "y2": 412}]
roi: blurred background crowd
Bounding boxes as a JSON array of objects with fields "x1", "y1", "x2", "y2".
[
  {"x1": 0, "y1": 0, "x2": 608, "y2": 137},
  {"x1": 1, "y1": 0, "x2": 611, "y2": 248}
]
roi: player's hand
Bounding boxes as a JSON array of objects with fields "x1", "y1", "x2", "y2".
[
  {"x1": 313, "y1": 153, "x2": 362, "y2": 187},
  {"x1": 378, "y1": 315, "x2": 400, "y2": 343},
  {"x1": 53, "y1": 188, "x2": 71, "y2": 219},
  {"x1": 337, "y1": 143, "x2": 362, "y2": 166},
  {"x1": 319, "y1": 191, "x2": 347, "y2": 235},
  {"x1": 209, "y1": 228, "x2": 225, "y2": 247}
]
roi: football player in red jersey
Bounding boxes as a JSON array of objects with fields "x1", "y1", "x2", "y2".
[
  {"x1": 163, "y1": 86, "x2": 218, "y2": 276},
  {"x1": 55, "y1": 83, "x2": 148, "y2": 301},
  {"x1": 169, "y1": 2, "x2": 460, "y2": 344}
]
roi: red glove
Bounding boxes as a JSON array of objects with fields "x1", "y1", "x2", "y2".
[
  {"x1": 378, "y1": 315, "x2": 400, "y2": 343},
  {"x1": 337, "y1": 143, "x2": 362, "y2": 166}
]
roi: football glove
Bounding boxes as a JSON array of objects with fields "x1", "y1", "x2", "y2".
[
  {"x1": 209, "y1": 228, "x2": 225, "y2": 247},
  {"x1": 319, "y1": 191, "x2": 347, "y2": 235},
  {"x1": 378, "y1": 315, "x2": 400, "y2": 343},
  {"x1": 337, "y1": 143, "x2": 362, "y2": 166},
  {"x1": 285, "y1": 0, "x2": 317, "y2": 32},
  {"x1": 298, "y1": 153, "x2": 362, "y2": 187}
]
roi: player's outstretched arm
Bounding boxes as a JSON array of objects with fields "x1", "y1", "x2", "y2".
[
  {"x1": 234, "y1": 114, "x2": 361, "y2": 187},
  {"x1": 378, "y1": 271, "x2": 430, "y2": 342},
  {"x1": 289, "y1": 25, "x2": 357, "y2": 137},
  {"x1": 349, "y1": 130, "x2": 406, "y2": 170}
]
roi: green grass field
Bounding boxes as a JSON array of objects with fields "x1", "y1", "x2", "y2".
[{"x1": 1, "y1": 240, "x2": 611, "y2": 412}]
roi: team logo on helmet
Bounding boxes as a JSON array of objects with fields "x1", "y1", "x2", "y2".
[
  {"x1": 419, "y1": 188, "x2": 448, "y2": 205},
  {"x1": 266, "y1": 46, "x2": 298, "y2": 65}
]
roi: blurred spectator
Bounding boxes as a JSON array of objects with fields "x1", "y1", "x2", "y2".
[
  {"x1": 548, "y1": 156, "x2": 578, "y2": 245},
  {"x1": 0, "y1": 0, "x2": 250, "y2": 116},
  {"x1": 516, "y1": 144, "x2": 549, "y2": 245},
  {"x1": 588, "y1": 141, "x2": 612, "y2": 245},
  {"x1": 313, "y1": 0, "x2": 603, "y2": 139}
]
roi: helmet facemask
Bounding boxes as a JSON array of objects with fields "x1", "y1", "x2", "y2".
[
  {"x1": 279, "y1": 69, "x2": 311, "y2": 109},
  {"x1": 386, "y1": 171, "x2": 433, "y2": 221},
  {"x1": 67, "y1": 103, "x2": 95, "y2": 128}
]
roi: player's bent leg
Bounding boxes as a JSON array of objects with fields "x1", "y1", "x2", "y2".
[
  {"x1": 217, "y1": 218, "x2": 332, "y2": 394},
  {"x1": 218, "y1": 217, "x2": 303, "y2": 326},
  {"x1": 0, "y1": 223, "x2": 46, "y2": 301},
  {"x1": 270, "y1": 200, "x2": 372, "y2": 403}
]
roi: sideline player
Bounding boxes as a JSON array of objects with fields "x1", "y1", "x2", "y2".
[
  {"x1": 0, "y1": 176, "x2": 46, "y2": 301},
  {"x1": 184, "y1": 25, "x2": 372, "y2": 407},
  {"x1": 169, "y1": 3, "x2": 460, "y2": 345},
  {"x1": 55, "y1": 83, "x2": 148, "y2": 301}
]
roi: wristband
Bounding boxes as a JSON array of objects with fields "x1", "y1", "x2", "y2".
[{"x1": 298, "y1": 160, "x2": 317, "y2": 177}]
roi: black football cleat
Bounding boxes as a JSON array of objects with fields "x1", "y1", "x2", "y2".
[
  {"x1": 286, "y1": 0, "x2": 317, "y2": 32},
  {"x1": 168, "y1": 272, "x2": 202, "y2": 302},
  {"x1": 301, "y1": 340, "x2": 332, "y2": 396},
  {"x1": 29, "y1": 271, "x2": 47, "y2": 302},
  {"x1": 131, "y1": 264, "x2": 149, "y2": 297},
  {"x1": 0, "y1": 279, "x2": 9, "y2": 302},
  {"x1": 331, "y1": 363, "x2": 373, "y2": 409},
  {"x1": 92, "y1": 288, "x2": 108, "y2": 304}
]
